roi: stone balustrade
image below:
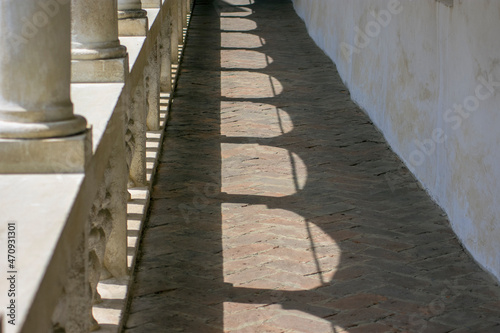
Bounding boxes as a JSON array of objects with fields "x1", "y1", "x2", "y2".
[{"x1": 0, "y1": 0, "x2": 191, "y2": 332}]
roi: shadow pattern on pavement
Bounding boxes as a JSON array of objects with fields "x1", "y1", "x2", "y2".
[{"x1": 124, "y1": 0, "x2": 500, "y2": 332}]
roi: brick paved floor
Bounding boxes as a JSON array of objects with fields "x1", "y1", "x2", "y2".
[{"x1": 123, "y1": 0, "x2": 500, "y2": 332}]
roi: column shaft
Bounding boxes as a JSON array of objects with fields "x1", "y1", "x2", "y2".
[{"x1": 0, "y1": 0, "x2": 86, "y2": 139}]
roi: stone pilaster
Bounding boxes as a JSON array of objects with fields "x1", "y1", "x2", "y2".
[
  {"x1": 170, "y1": 0, "x2": 180, "y2": 65},
  {"x1": 71, "y1": 0, "x2": 129, "y2": 83},
  {"x1": 178, "y1": 0, "x2": 184, "y2": 44},
  {"x1": 118, "y1": 0, "x2": 148, "y2": 36},
  {"x1": 0, "y1": 0, "x2": 90, "y2": 173},
  {"x1": 160, "y1": 6, "x2": 173, "y2": 92},
  {"x1": 183, "y1": 0, "x2": 190, "y2": 28}
]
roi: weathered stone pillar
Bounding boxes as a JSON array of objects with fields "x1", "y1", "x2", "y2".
[
  {"x1": 170, "y1": 1, "x2": 180, "y2": 65},
  {"x1": 160, "y1": 7, "x2": 173, "y2": 92},
  {"x1": 184, "y1": 0, "x2": 190, "y2": 28},
  {"x1": 0, "y1": 0, "x2": 90, "y2": 173},
  {"x1": 103, "y1": 139, "x2": 129, "y2": 279},
  {"x1": 127, "y1": 82, "x2": 147, "y2": 187},
  {"x1": 51, "y1": 228, "x2": 91, "y2": 332},
  {"x1": 178, "y1": 0, "x2": 185, "y2": 44},
  {"x1": 71, "y1": 0, "x2": 129, "y2": 83},
  {"x1": 118, "y1": 0, "x2": 148, "y2": 36},
  {"x1": 145, "y1": 41, "x2": 161, "y2": 131}
]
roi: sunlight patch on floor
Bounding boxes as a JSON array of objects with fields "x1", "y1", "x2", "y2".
[
  {"x1": 221, "y1": 17, "x2": 257, "y2": 31},
  {"x1": 221, "y1": 32, "x2": 265, "y2": 48},
  {"x1": 221, "y1": 144, "x2": 307, "y2": 196},
  {"x1": 221, "y1": 49, "x2": 273, "y2": 69},
  {"x1": 222, "y1": 205, "x2": 341, "y2": 292},
  {"x1": 222, "y1": 0, "x2": 254, "y2": 6},
  {"x1": 222, "y1": 71, "x2": 283, "y2": 98},
  {"x1": 221, "y1": 101, "x2": 293, "y2": 137}
]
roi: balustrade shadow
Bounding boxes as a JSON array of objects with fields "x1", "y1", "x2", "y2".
[{"x1": 124, "y1": 0, "x2": 500, "y2": 332}]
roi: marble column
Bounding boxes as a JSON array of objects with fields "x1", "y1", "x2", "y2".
[
  {"x1": 118, "y1": 0, "x2": 148, "y2": 36},
  {"x1": 71, "y1": 0, "x2": 129, "y2": 83},
  {"x1": 0, "y1": 0, "x2": 90, "y2": 173}
]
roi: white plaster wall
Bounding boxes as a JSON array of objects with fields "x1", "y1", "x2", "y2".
[{"x1": 293, "y1": 0, "x2": 500, "y2": 281}]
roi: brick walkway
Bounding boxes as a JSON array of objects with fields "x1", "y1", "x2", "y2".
[{"x1": 123, "y1": 0, "x2": 500, "y2": 332}]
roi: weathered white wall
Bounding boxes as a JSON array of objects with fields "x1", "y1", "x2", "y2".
[{"x1": 293, "y1": 0, "x2": 500, "y2": 281}]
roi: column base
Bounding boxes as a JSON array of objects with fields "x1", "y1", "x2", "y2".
[
  {"x1": 118, "y1": 17, "x2": 149, "y2": 36},
  {"x1": 141, "y1": 0, "x2": 161, "y2": 8},
  {"x1": 0, "y1": 129, "x2": 92, "y2": 174},
  {"x1": 72, "y1": 56, "x2": 129, "y2": 83}
]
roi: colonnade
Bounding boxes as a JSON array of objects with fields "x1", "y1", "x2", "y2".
[{"x1": 0, "y1": 0, "x2": 191, "y2": 331}]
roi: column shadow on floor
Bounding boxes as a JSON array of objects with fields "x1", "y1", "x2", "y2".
[{"x1": 124, "y1": 0, "x2": 500, "y2": 332}]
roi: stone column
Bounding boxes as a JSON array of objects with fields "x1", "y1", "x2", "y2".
[
  {"x1": 118, "y1": 0, "x2": 148, "y2": 36},
  {"x1": 184, "y1": 0, "x2": 190, "y2": 28},
  {"x1": 160, "y1": 7, "x2": 173, "y2": 92},
  {"x1": 145, "y1": 41, "x2": 161, "y2": 131},
  {"x1": 0, "y1": 0, "x2": 90, "y2": 173},
  {"x1": 170, "y1": 1, "x2": 180, "y2": 65},
  {"x1": 178, "y1": 0, "x2": 185, "y2": 44},
  {"x1": 127, "y1": 82, "x2": 147, "y2": 187},
  {"x1": 71, "y1": 0, "x2": 129, "y2": 83}
]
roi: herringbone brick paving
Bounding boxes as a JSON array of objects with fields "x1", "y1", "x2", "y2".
[{"x1": 123, "y1": 0, "x2": 500, "y2": 332}]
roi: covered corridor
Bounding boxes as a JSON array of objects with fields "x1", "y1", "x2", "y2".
[{"x1": 123, "y1": 0, "x2": 500, "y2": 332}]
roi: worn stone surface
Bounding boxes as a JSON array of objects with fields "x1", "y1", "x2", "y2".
[
  {"x1": 71, "y1": 57, "x2": 129, "y2": 83},
  {"x1": 71, "y1": 0, "x2": 128, "y2": 82},
  {"x1": 124, "y1": 0, "x2": 500, "y2": 332},
  {"x1": 118, "y1": 18, "x2": 149, "y2": 37},
  {"x1": 0, "y1": 131, "x2": 91, "y2": 173}
]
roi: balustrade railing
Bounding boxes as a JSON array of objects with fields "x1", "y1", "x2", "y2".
[{"x1": 0, "y1": 0, "x2": 191, "y2": 332}]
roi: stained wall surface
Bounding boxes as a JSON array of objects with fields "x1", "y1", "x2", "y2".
[{"x1": 293, "y1": 0, "x2": 500, "y2": 281}]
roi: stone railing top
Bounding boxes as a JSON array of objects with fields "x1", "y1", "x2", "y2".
[
  {"x1": 0, "y1": 175, "x2": 84, "y2": 331},
  {"x1": 72, "y1": 84, "x2": 124, "y2": 152}
]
